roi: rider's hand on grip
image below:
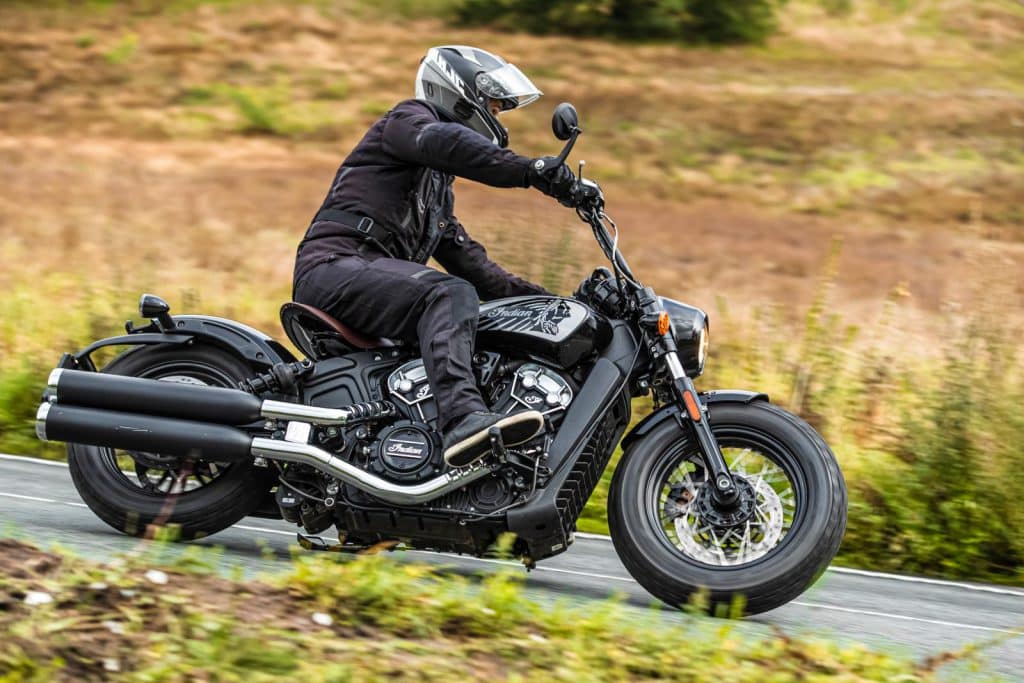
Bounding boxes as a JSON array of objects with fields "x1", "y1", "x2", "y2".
[{"x1": 528, "y1": 156, "x2": 576, "y2": 204}]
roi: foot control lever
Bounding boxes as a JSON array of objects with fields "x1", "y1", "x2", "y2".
[{"x1": 488, "y1": 426, "x2": 509, "y2": 462}]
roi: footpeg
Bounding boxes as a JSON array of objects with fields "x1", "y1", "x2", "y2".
[{"x1": 296, "y1": 533, "x2": 344, "y2": 552}]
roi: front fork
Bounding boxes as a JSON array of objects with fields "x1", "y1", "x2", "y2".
[{"x1": 640, "y1": 290, "x2": 739, "y2": 507}]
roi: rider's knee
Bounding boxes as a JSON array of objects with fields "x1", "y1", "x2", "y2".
[{"x1": 424, "y1": 275, "x2": 478, "y2": 322}]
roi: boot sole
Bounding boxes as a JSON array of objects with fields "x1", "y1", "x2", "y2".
[{"x1": 444, "y1": 412, "x2": 544, "y2": 468}]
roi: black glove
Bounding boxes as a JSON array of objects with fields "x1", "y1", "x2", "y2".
[{"x1": 528, "y1": 156, "x2": 576, "y2": 203}]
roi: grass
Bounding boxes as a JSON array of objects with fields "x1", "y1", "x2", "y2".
[{"x1": 0, "y1": 538, "x2": 962, "y2": 681}]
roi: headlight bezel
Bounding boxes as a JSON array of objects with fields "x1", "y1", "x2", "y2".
[{"x1": 659, "y1": 297, "x2": 710, "y2": 378}]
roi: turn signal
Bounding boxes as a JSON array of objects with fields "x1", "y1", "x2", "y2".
[
  {"x1": 657, "y1": 312, "x2": 671, "y2": 336},
  {"x1": 682, "y1": 390, "x2": 702, "y2": 422}
]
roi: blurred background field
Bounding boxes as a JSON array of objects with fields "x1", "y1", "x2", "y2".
[{"x1": 1, "y1": 0, "x2": 1023, "y2": 583}]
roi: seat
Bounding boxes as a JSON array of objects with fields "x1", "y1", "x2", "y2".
[{"x1": 280, "y1": 302, "x2": 399, "y2": 360}]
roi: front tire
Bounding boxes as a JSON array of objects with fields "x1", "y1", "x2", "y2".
[
  {"x1": 67, "y1": 344, "x2": 271, "y2": 540},
  {"x1": 608, "y1": 401, "x2": 846, "y2": 615}
]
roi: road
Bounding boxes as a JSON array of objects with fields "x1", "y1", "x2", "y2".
[{"x1": 1, "y1": 454, "x2": 1021, "y2": 680}]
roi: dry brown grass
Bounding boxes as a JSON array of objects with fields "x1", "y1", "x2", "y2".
[{"x1": 0, "y1": 0, "x2": 1022, "y2": 364}]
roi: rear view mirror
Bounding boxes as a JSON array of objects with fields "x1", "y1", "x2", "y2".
[{"x1": 552, "y1": 103, "x2": 579, "y2": 141}]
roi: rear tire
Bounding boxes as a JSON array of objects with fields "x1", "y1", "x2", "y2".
[
  {"x1": 67, "y1": 345, "x2": 271, "y2": 540},
  {"x1": 608, "y1": 401, "x2": 846, "y2": 616}
]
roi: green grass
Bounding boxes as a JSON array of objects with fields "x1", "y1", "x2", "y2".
[
  {"x1": 0, "y1": 539, "x2": 954, "y2": 681},
  {"x1": 102, "y1": 32, "x2": 138, "y2": 65}
]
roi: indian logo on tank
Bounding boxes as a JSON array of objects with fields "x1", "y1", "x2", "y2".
[{"x1": 482, "y1": 299, "x2": 573, "y2": 336}]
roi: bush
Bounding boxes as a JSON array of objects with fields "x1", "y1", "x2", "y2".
[{"x1": 456, "y1": 0, "x2": 782, "y2": 44}]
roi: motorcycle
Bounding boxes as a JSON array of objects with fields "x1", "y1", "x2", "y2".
[{"x1": 35, "y1": 103, "x2": 846, "y2": 615}]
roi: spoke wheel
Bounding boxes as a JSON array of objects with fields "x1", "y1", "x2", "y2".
[
  {"x1": 105, "y1": 367, "x2": 237, "y2": 497},
  {"x1": 608, "y1": 401, "x2": 846, "y2": 616},
  {"x1": 67, "y1": 344, "x2": 272, "y2": 540}
]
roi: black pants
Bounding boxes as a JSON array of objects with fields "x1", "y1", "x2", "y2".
[{"x1": 294, "y1": 252, "x2": 486, "y2": 429}]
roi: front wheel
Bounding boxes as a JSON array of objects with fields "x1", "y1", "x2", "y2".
[{"x1": 608, "y1": 401, "x2": 847, "y2": 615}]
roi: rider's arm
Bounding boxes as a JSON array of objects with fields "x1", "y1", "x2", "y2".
[
  {"x1": 382, "y1": 101, "x2": 531, "y2": 188},
  {"x1": 435, "y1": 217, "x2": 552, "y2": 302}
]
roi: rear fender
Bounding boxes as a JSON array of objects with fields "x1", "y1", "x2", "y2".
[
  {"x1": 63, "y1": 315, "x2": 296, "y2": 372},
  {"x1": 621, "y1": 390, "x2": 769, "y2": 452}
]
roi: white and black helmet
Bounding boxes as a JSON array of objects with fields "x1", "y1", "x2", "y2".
[{"x1": 415, "y1": 45, "x2": 542, "y2": 148}]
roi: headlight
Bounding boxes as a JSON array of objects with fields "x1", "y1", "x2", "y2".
[{"x1": 659, "y1": 297, "x2": 710, "y2": 378}]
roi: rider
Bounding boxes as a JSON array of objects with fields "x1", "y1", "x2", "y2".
[{"x1": 292, "y1": 46, "x2": 577, "y2": 468}]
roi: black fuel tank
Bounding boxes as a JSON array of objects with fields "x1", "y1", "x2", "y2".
[{"x1": 476, "y1": 296, "x2": 612, "y2": 368}]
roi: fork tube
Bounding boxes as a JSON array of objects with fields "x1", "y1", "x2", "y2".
[{"x1": 666, "y1": 359, "x2": 738, "y2": 506}]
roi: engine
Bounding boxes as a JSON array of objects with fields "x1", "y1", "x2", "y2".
[
  {"x1": 364, "y1": 358, "x2": 574, "y2": 485},
  {"x1": 275, "y1": 353, "x2": 575, "y2": 537}
]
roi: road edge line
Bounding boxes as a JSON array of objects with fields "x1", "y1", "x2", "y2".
[{"x1": 0, "y1": 453, "x2": 68, "y2": 467}]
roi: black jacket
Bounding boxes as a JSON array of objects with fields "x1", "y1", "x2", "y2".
[{"x1": 295, "y1": 99, "x2": 549, "y2": 300}]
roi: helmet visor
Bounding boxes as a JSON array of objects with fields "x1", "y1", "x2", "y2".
[{"x1": 475, "y1": 63, "x2": 542, "y2": 111}]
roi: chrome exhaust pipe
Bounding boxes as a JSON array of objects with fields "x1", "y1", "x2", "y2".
[{"x1": 250, "y1": 437, "x2": 494, "y2": 506}]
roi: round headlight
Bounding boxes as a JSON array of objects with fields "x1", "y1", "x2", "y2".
[{"x1": 659, "y1": 297, "x2": 709, "y2": 378}]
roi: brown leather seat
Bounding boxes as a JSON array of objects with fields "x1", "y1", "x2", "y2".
[{"x1": 280, "y1": 302, "x2": 398, "y2": 359}]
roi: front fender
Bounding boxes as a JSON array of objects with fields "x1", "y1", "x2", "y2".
[
  {"x1": 63, "y1": 315, "x2": 296, "y2": 371},
  {"x1": 621, "y1": 390, "x2": 769, "y2": 452}
]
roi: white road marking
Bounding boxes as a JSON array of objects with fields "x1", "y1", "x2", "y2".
[
  {"x1": 4, "y1": 454, "x2": 1024, "y2": 598},
  {"x1": 234, "y1": 524, "x2": 296, "y2": 538},
  {"x1": 3, "y1": 489, "x2": 1023, "y2": 637},
  {"x1": 792, "y1": 601, "x2": 1023, "y2": 636},
  {"x1": 0, "y1": 453, "x2": 69, "y2": 467},
  {"x1": 0, "y1": 492, "x2": 88, "y2": 507},
  {"x1": 823, "y1": 566, "x2": 1024, "y2": 598}
]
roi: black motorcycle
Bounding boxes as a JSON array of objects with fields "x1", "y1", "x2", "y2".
[{"x1": 35, "y1": 104, "x2": 846, "y2": 615}]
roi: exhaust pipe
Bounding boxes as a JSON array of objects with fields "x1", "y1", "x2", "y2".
[
  {"x1": 48, "y1": 369, "x2": 393, "y2": 426},
  {"x1": 48, "y1": 369, "x2": 263, "y2": 425},
  {"x1": 36, "y1": 402, "x2": 253, "y2": 461},
  {"x1": 36, "y1": 403, "x2": 490, "y2": 506},
  {"x1": 249, "y1": 437, "x2": 494, "y2": 506}
]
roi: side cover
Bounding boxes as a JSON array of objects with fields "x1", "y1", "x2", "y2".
[{"x1": 476, "y1": 296, "x2": 612, "y2": 368}]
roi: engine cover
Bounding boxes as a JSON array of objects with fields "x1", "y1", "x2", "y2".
[
  {"x1": 369, "y1": 421, "x2": 441, "y2": 483},
  {"x1": 387, "y1": 360, "x2": 439, "y2": 425},
  {"x1": 502, "y1": 362, "x2": 573, "y2": 415},
  {"x1": 386, "y1": 359, "x2": 574, "y2": 428}
]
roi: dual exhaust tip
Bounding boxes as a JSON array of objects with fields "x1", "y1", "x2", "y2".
[{"x1": 37, "y1": 368, "x2": 492, "y2": 506}]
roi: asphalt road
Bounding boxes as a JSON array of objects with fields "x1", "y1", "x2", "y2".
[{"x1": 1, "y1": 454, "x2": 1021, "y2": 680}]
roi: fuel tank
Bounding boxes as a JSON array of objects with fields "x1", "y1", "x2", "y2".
[{"x1": 476, "y1": 296, "x2": 612, "y2": 368}]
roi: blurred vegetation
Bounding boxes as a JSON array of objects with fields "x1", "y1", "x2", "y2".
[
  {"x1": 457, "y1": 0, "x2": 783, "y2": 44},
  {"x1": 0, "y1": 538, "x2": 962, "y2": 680},
  {"x1": 0, "y1": 0, "x2": 1022, "y2": 587}
]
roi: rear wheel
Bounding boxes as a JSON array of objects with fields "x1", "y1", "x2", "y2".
[
  {"x1": 608, "y1": 401, "x2": 846, "y2": 615},
  {"x1": 67, "y1": 345, "x2": 271, "y2": 540}
]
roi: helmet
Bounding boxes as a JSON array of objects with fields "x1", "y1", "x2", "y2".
[{"x1": 415, "y1": 45, "x2": 542, "y2": 148}]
